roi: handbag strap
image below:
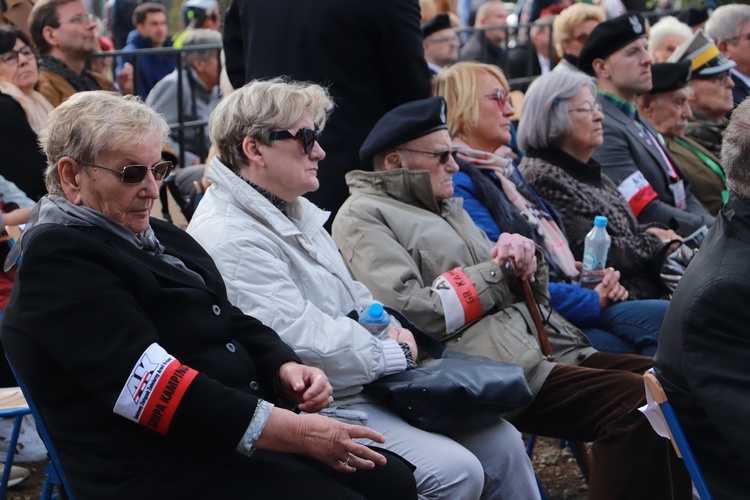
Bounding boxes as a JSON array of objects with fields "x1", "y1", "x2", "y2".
[{"x1": 384, "y1": 307, "x2": 447, "y2": 359}]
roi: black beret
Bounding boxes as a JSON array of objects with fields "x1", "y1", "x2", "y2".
[
  {"x1": 579, "y1": 12, "x2": 647, "y2": 76},
  {"x1": 648, "y1": 61, "x2": 692, "y2": 94},
  {"x1": 422, "y1": 14, "x2": 453, "y2": 39},
  {"x1": 360, "y1": 97, "x2": 448, "y2": 165},
  {"x1": 676, "y1": 7, "x2": 710, "y2": 28}
]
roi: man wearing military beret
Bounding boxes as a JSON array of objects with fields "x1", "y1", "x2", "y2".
[
  {"x1": 422, "y1": 14, "x2": 459, "y2": 75},
  {"x1": 332, "y1": 96, "x2": 691, "y2": 500},
  {"x1": 579, "y1": 12, "x2": 714, "y2": 237},
  {"x1": 639, "y1": 61, "x2": 727, "y2": 216}
]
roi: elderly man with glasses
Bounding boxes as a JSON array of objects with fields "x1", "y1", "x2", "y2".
[
  {"x1": 705, "y1": 4, "x2": 750, "y2": 112},
  {"x1": 669, "y1": 29, "x2": 737, "y2": 160},
  {"x1": 421, "y1": 14, "x2": 459, "y2": 75}
]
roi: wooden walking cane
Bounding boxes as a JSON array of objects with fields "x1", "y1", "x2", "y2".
[{"x1": 521, "y1": 279, "x2": 593, "y2": 482}]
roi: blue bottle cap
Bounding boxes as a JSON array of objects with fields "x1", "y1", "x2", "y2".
[
  {"x1": 368, "y1": 302, "x2": 385, "y2": 319},
  {"x1": 594, "y1": 215, "x2": 608, "y2": 227}
]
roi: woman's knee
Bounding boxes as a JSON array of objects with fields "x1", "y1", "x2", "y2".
[{"x1": 413, "y1": 439, "x2": 484, "y2": 500}]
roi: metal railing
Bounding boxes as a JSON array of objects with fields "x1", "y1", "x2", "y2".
[{"x1": 91, "y1": 42, "x2": 222, "y2": 169}]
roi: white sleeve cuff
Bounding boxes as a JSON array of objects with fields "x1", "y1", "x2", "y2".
[
  {"x1": 236, "y1": 399, "x2": 275, "y2": 457},
  {"x1": 375, "y1": 339, "x2": 407, "y2": 379}
]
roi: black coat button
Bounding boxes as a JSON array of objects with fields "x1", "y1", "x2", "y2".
[
  {"x1": 249, "y1": 381, "x2": 259, "y2": 391},
  {"x1": 226, "y1": 342, "x2": 236, "y2": 353},
  {"x1": 212, "y1": 305, "x2": 221, "y2": 316}
]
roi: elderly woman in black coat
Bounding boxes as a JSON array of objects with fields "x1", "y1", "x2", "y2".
[{"x1": 0, "y1": 91, "x2": 416, "y2": 500}]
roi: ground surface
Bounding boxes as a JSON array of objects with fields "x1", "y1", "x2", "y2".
[{"x1": 6, "y1": 436, "x2": 588, "y2": 499}]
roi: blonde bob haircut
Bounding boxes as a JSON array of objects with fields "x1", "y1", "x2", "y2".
[
  {"x1": 41, "y1": 91, "x2": 169, "y2": 195},
  {"x1": 431, "y1": 61, "x2": 509, "y2": 140},
  {"x1": 209, "y1": 77, "x2": 334, "y2": 172},
  {"x1": 552, "y1": 4, "x2": 605, "y2": 58}
]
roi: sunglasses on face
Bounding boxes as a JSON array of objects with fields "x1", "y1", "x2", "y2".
[
  {"x1": 484, "y1": 89, "x2": 513, "y2": 108},
  {"x1": 79, "y1": 160, "x2": 173, "y2": 183},
  {"x1": 268, "y1": 127, "x2": 321, "y2": 154},
  {"x1": 398, "y1": 147, "x2": 458, "y2": 165}
]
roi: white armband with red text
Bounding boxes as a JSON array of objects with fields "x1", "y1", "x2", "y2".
[
  {"x1": 113, "y1": 343, "x2": 198, "y2": 435},
  {"x1": 617, "y1": 170, "x2": 659, "y2": 217},
  {"x1": 431, "y1": 268, "x2": 483, "y2": 334}
]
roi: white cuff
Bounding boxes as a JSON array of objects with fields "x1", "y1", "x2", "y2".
[
  {"x1": 375, "y1": 339, "x2": 407, "y2": 379},
  {"x1": 236, "y1": 399, "x2": 275, "y2": 457}
]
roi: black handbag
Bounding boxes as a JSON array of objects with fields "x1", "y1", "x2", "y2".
[{"x1": 362, "y1": 308, "x2": 533, "y2": 433}]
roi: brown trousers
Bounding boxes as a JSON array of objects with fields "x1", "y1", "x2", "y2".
[{"x1": 512, "y1": 352, "x2": 691, "y2": 500}]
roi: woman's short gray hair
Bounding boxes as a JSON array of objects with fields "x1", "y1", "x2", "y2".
[
  {"x1": 40, "y1": 91, "x2": 169, "y2": 195},
  {"x1": 517, "y1": 71, "x2": 597, "y2": 151},
  {"x1": 721, "y1": 97, "x2": 750, "y2": 199},
  {"x1": 182, "y1": 29, "x2": 222, "y2": 68},
  {"x1": 209, "y1": 77, "x2": 334, "y2": 172}
]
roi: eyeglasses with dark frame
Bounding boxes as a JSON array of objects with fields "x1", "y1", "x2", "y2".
[
  {"x1": 268, "y1": 127, "x2": 321, "y2": 154},
  {"x1": 568, "y1": 102, "x2": 603, "y2": 114},
  {"x1": 484, "y1": 89, "x2": 513, "y2": 109},
  {"x1": 0, "y1": 45, "x2": 35, "y2": 65},
  {"x1": 398, "y1": 148, "x2": 458, "y2": 165},
  {"x1": 79, "y1": 160, "x2": 173, "y2": 183},
  {"x1": 695, "y1": 71, "x2": 731, "y2": 86}
]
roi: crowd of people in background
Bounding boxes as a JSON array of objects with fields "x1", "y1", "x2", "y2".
[{"x1": 0, "y1": 0, "x2": 748, "y2": 497}]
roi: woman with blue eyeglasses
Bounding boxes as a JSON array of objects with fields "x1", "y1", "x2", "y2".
[
  {"x1": 0, "y1": 26, "x2": 53, "y2": 201},
  {"x1": 432, "y1": 62, "x2": 672, "y2": 355}
]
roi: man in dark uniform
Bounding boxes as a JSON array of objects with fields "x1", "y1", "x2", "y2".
[{"x1": 222, "y1": 0, "x2": 431, "y2": 220}]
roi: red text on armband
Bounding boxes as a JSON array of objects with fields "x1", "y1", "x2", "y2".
[
  {"x1": 431, "y1": 268, "x2": 482, "y2": 333},
  {"x1": 617, "y1": 170, "x2": 659, "y2": 217},
  {"x1": 114, "y1": 343, "x2": 198, "y2": 435}
]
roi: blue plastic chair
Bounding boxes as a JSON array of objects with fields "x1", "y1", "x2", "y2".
[
  {"x1": 643, "y1": 370, "x2": 712, "y2": 500},
  {"x1": 0, "y1": 387, "x2": 31, "y2": 498},
  {"x1": 7, "y1": 359, "x2": 74, "y2": 500}
]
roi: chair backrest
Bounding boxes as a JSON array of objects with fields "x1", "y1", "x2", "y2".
[
  {"x1": 6, "y1": 357, "x2": 75, "y2": 499},
  {"x1": 643, "y1": 370, "x2": 712, "y2": 500}
]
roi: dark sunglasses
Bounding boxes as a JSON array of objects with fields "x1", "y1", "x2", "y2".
[
  {"x1": 268, "y1": 127, "x2": 321, "y2": 154},
  {"x1": 398, "y1": 147, "x2": 458, "y2": 165},
  {"x1": 79, "y1": 160, "x2": 173, "y2": 183}
]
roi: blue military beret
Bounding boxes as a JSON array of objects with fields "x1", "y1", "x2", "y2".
[{"x1": 359, "y1": 97, "x2": 448, "y2": 165}]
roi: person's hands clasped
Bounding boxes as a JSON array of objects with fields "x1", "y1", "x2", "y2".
[
  {"x1": 277, "y1": 362, "x2": 333, "y2": 413},
  {"x1": 594, "y1": 267, "x2": 629, "y2": 309},
  {"x1": 385, "y1": 326, "x2": 418, "y2": 360},
  {"x1": 491, "y1": 233, "x2": 537, "y2": 281}
]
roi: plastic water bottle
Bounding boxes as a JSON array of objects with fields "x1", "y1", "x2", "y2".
[
  {"x1": 359, "y1": 303, "x2": 391, "y2": 340},
  {"x1": 580, "y1": 216, "x2": 611, "y2": 289}
]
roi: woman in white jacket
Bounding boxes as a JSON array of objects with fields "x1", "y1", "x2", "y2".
[{"x1": 187, "y1": 78, "x2": 539, "y2": 500}]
